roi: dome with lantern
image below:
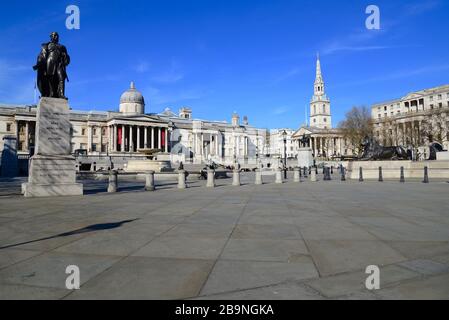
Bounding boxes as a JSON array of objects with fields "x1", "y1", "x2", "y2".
[{"x1": 119, "y1": 81, "x2": 145, "y2": 114}]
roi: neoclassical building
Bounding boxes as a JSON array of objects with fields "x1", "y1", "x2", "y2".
[
  {"x1": 292, "y1": 55, "x2": 351, "y2": 159},
  {"x1": 0, "y1": 82, "x2": 268, "y2": 175},
  {"x1": 372, "y1": 84, "x2": 449, "y2": 151}
]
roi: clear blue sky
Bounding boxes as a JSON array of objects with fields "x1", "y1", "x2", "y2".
[{"x1": 1, "y1": 0, "x2": 448, "y2": 129}]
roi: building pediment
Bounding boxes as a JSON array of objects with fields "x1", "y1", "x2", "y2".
[
  {"x1": 292, "y1": 126, "x2": 313, "y2": 138},
  {"x1": 403, "y1": 92, "x2": 424, "y2": 100}
]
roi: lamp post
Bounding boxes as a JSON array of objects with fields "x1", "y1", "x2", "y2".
[{"x1": 282, "y1": 130, "x2": 287, "y2": 179}]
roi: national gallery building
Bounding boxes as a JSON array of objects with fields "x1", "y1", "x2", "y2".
[{"x1": 0, "y1": 82, "x2": 268, "y2": 173}]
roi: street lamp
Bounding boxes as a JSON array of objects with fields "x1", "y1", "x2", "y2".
[{"x1": 282, "y1": 130, "x2": 287, "y2": 179}]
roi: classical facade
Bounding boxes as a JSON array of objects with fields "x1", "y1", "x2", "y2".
[
  {"x1": 0, "y1": 82, "x2": 268, "y2": 175},
  {"x1": 292, "y1": 55, "x2": 350, "y2": 159},
  {"x1": 372, "y1": 84, "x2": 449, "y2": 151}
]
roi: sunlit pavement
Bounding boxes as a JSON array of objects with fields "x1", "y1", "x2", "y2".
[{"x1": 0, "y1": 173, "x2": 448, "y2": 299}]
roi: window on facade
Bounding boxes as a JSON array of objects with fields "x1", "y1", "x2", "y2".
[
  {"x1": 323, "y1": 105, "x2": 326, "y2": 113},
  {"x1": 384, "y1": 106, "x2": 387, "y2": 111},
  {"x1": 378, "y1": 114, "x2": 381, "y2": 119},
  {"x1": 430, "y1": 104, "x2": 434, "y2": 109},
  {"x1": 439, "y1": 103, "x2": 443, "y2": 108},
  {"x1": 93, "y1": 128, "x2": 97, "y2": 136},
  {"x1": 6, "y1": 123, "x2": 11, "y2": 132},
  {"x1": 430, "y1": 96, "x2": 434, "y2": 101},
  {"x1": 101, "y1": 144, "x2": 107, "y2": 152},
  {"x1": 102, "y1": 128, "x2": 106, "y2": 135},
  {"x1": 81, "y1": 128, "x2": 86, "y2": 135},
  {"x1": 438, "y1": 94, "x2": 442, "y2": 100},
  {"x1": 313, "y1": 119, "x2": 316, "y2": 123},
  {"x1": 324, "y1": 118, "x2": 327, "y2": 122},
  {"x1": 92, "y1": 144, "x2": 97, "y2": 152},
  {"x1": 314, "y1": 105, "x2": 316, "y2": 114}
]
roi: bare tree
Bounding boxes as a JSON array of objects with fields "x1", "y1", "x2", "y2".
[{"x1": 338, "y1": 106, "x2": 373, "y2": 156}]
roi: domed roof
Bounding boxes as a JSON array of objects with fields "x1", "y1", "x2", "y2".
[{"x1": 120, "y1": 82, "x2": 145, "y2": 105}]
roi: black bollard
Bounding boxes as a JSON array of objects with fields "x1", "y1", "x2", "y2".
[
  {"x1": 400, "y1": 166, "x2": 405, "y2": 183},
  {"x1": 423, "y1": 166, "x2": 429, "y2": 184},
  {"x1": 331, "y1": 166, "x2": 334, "y2": 175},
  {"x1": 359, "y1": 167, "x2": 364, "y2": 182},
  {"x1": 315, "y1": 166, "x2": 318, "y2": 174},
  {"x1": 378, "y1": 167, "x2": 383, "y2": 182},
  {"x1": 341, "y1": 167, "x2": 346, "y2": 181}
]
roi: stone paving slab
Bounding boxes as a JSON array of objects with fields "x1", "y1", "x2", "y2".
[{"x1": 0, "y1": 174, "x2": 449, "y2": 299}]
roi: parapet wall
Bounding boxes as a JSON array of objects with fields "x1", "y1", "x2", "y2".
[{"x1": 347, "y1": 161, "x2": 449, "y2": 180}]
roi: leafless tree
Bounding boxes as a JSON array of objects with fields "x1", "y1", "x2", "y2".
[{"x1": 338, "y1": 106, "x2": 373, "y2": 156}]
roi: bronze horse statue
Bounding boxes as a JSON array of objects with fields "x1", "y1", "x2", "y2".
[{"x1": 359, "y1": 137, "x2": 410, "y2": 161}]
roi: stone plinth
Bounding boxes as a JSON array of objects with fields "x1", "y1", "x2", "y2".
[
  {"x1": 298, "y1": 148, "x2": 314, "y2": 168},
  {"x1": 437, "y1": 151, "x2": 449, "y2": 161},
  {"x1": 23, "y1": 98, "x2": 83, "y2": 197}
]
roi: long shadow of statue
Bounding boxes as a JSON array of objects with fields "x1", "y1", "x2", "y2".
[{"x1": 0, "y1": 219, "x2": 137, "y2": 250}]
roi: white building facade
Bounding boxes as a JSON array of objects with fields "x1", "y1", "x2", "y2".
[
  {"x1": 0, "y1": 82, "x2": 268, "y2": 175},
  {"x1": 372, "y1": 84, "x2": 449, "y2": 151}
]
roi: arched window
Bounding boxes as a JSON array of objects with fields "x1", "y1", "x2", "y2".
[
  {"x1": 314, "y1": 105, "x2": 316, "y2": 114},
  {"x1": 323, "y1": 105, "x2": 326, "y2": 113}
]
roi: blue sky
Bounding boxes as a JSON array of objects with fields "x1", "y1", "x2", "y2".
[{"x1": 0, "y1": 0, "x2": 448, "y2": 129}]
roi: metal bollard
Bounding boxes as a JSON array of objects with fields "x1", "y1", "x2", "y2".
[
  {"x1": 178, "y1": 170, "x2": 187, "y2": 189},
  {"x1": 255, "y1": 169, "x2": 263, "y2": 185},
  {"x1": 108, "y1": 170, "x2": 118, "y2": 193},
  {"x1": 400, "y1": 166, "x2": 405, "y2": 183},
  {"x1": 359, "y1": 167, "x2": 364, "y2": 182},
  {"x1": 232, "y1": 169, "x2": 241, "y2": 186},
  {"x1": 145, "y1": 171, "x2": 155, "y2": 191},
  {"x1": 423, "y1": 166, "x2": 429, "y2": 184},
  {"x1": 324, "y1": 167, "x2": 332, "y2": 181},
  {"x1": 341, "y1": 167, "x2": 346, "y2": 181},
  {"x1": 293, "y1": 167, "x2": 300, "y2": 183},
  {"x1": 207, "y1": 169, "x2": 215, "y2": 188},
  {"x1": 275, "y1": 167, "x2": 283, "y2": 184},
  {"x1": 331, "y1": 166, "x2": 334, "y2": 175},
  {"x1": 378, "y1": 167, "x2": 383, "y2": 182}
]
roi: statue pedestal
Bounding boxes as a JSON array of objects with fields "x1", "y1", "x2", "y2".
[
  {"x1": 22, "y1": 98, "x2": 83, "y2": 197},
  {"x1": 298, "y1": 147, "x2": 314, "y2": 168}
]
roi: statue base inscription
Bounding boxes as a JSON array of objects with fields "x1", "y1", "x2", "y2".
[
  {"x1": 23, "y1": 98, "x2": 83, "y2": 197},
  {"x1": 298, "y1": 147, "x2": 314, "y2": 168}
]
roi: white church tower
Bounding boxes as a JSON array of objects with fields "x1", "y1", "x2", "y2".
[{"x1": 310, "y1": 54, "x2": 332, "y2": 129}]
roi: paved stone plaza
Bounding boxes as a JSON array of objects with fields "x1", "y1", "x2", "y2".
[{"x1": 0, "y1": 173, "x2": 449, "y2": 299}]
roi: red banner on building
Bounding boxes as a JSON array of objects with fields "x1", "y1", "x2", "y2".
[{"x1": 118, "y1": 126, "x2": 122, "y2": 145}]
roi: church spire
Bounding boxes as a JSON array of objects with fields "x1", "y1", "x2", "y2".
[
  {"x1": 314, "y1": 53, "x2": 324, "y2": 96},
  {"x1": 316, "y1": 52, "x2": 322, "y2": 79}
]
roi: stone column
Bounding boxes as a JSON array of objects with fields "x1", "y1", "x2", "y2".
[
  {"x1": 25, "y1": 121, "x2": 29, "y2": 151},
  {"x1": 144, "y1": 127, "x2": 148, "y2": 148},
  {"x1": 129, "y1": 126, "x2": 134, "y2": 152},
  {"x1": 151, "y1": 127, "x2": 155, "y2": 149},
  {"x1": 137, "y1": 126, "x2": 141, "y2": 150},
  {"x1": 88, "y1": 125, "x2": 93, "y2": 153},
  {"x1": 158, "y1": 128, "x2": 162, "y2": 150},
  {"x1": 313, "y1": 137, "x2": 317, "y2": 155},
  {"x1": 165, "y1": 128, "x2": 168, "y2": 153}
]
